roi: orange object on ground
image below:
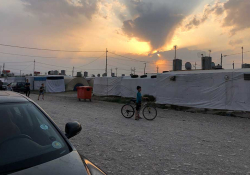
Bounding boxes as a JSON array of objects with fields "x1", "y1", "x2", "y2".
[{"x1": 77, "y1": 86, "x2": 92, "y2": 101}]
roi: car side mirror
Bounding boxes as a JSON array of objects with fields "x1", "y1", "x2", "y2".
[{"x1": 65, "y1": 121, "x2": 82, "y2": 139}]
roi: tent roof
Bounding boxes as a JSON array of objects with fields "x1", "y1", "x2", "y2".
[{"x1": 165, "y1": 68, "x2": 250, "y2": 75}]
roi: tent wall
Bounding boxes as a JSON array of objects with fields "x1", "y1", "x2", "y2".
[
  {"x1": 87, "y1": 79, "x2": 94, "y2": 88},
  {"x1": 34, "y1": 77, "x2": 47, "y2": 90},
  {"x1": 93, "y1": 77, "x2": 122, "y2": 96},
  {"x1": 121, "y1": 78, "x2": 157, "y2": 98},
  {"x1": 156, "y1": 72, "x2": 250, "y2": 111},
  {"x1": 64, "y1": 77, "x2": 89, "y2": 91},
  {"x1": 46, "y1": 77, "x2": 65, "y2": 93},
  {"x1": 93, "y1": 70, "x2": 250, "y2": 111}
]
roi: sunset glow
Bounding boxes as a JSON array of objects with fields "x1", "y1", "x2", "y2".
[
  {"x1": 155, "y1": 59, "x2": 169, "y2": 71},
  {"x1": 0, "y1": 0, "x2": 250, "y2": 75}
]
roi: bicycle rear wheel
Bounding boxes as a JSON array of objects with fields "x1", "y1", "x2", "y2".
[
  {"x1": 143, "y1": 106, "x2": 157, "y2": 120},
  {"x1": 121, "y1": 104, "x2": 135, "y2": 118}
]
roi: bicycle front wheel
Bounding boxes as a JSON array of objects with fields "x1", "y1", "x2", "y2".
[
  {"x1": 121, "y1": 104, "x2": 135, "y2": 118},
  {"x1": 143, "y1": 106, "x2": 157, "y2": 120}
]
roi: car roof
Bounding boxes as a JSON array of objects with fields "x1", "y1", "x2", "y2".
[{"x1": 0, "y1": 91, "x2": 29, "y2": 103}]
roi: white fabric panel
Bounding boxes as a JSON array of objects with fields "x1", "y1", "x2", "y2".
[
  {"x1": 92, "y1": 69, "x2": 250, "y2": 111},
  {"x1": 46, "y1": 79, "x2": 65, "y2": 93},
  {"x1": 156, "y1": 71, "x2": 250, "y2": 111},
  {"x1": 93, "y1": 77, "x2": 122, "y2": 96},
  {"x1": 121, "y1": 78, "x2": 157, "y2": 98},
  {"x1": 34, "y1": 81, "x2": 46, "y2": 90}
]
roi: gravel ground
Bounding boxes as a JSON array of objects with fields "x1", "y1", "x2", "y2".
[{"x1": 29, "y1": 92, "x2": 250, "y2": 175}]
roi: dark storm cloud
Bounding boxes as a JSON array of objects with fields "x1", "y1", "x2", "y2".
[
  {"x1": 120, "y1": 0, "x2": 202, "y2": 51},
  {"x1": 185, "y1": 2, "x2": 223, "y2": 30},
  {"x1": 186, "y1": 0, "x2": 250, "y2": 35},
  {"x1": 21, "y1": 0, "x2": 100, "y2": 21},
  {"x1": 223, "y1": 0, "x2": 250, "y2": 35}
]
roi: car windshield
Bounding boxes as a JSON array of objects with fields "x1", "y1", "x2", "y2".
[
  {"x1": 0, "y1": 102, "x2": 70, "y2": 174},
  {"x1": 3, "y1": 82, "x2": 8, "y2": 85}
]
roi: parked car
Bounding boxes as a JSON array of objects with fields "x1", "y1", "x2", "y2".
[
  {"x1": 11, "y1": 82, "x2": 26, "y2": 93},
  {"x1": 0, "y1": 91, "x2": 106, "y2": 175},
  {"x1": 2, "y1": 82, "x2": 8, "y2": 91}
]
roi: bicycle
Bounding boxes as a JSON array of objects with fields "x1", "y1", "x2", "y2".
[{"x1": 121, "y1": 99, "x2": 157, "y2": 120}]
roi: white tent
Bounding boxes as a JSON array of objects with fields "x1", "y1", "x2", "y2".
[
  {"x1": 121, "y1": 76, "x2": 157, "y2": 98},
  {"x1": 156, "y1": 69, "x2": 250, "y2": 111},
  {"x1": 92, "y1": 69, "x2": 250, "y2": 111},
  {"x1": 85, "y1": 77, "x2": 94, "y2": 88},
  {"x1": 34, "y1": 77, "x2": 47, "y2": 90},
  {"x1": 93, "y1": 77, "x2": 122, "y2": 96},
  {"x1": 46, "y1": 76, "x2": 65, "y2": 93},
  {"x1": 64, "y1": 77, "x2": 89, "y2": 91}
]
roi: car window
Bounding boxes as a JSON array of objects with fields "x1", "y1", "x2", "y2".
[
  {"x1": 3, "y1": 82, "x2": 7, "y2": 85},
  {"x1": 0, "y1": 102, "x2": 70, "y2": 174}
]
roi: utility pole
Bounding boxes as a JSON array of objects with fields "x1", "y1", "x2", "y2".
[
  {"x1": 72, "y1": 67, "x2": 74, "y2": 77},
  {"x1": 194, "y1": 62, "x2": 197, "y2": 70},
  {"x1": 221, "y1": 54, "x2": 223, "y2": 67},
  {"x1": 3, "y1": 63, "x2": 5, "y2": 73},
  {"x1": 242, "y1": 47, "x2": 244, "y2": 67},
  {"x1": 233, "y1": 61, "x2": 235, "y2": 69},
  {"x1": 144, "y1": 63, "x2": 146, "y2": 75},
  {"x1": 174, "y1": 45, "x2": 177, "y2": 60},
  {"x1": 20, "y1": 70, "x2": 21, "y2": 77},
  {"x1": 33, "y1": 59, "x2": 35, "y2": 76},
  {"x1": 115, "y1": 68, "x2": 117, "y2": 77},
  {"x1": 0, "y1": 65, "x2": 2, "y2": 75},
  {"x1": 209, "y1": 50, "x2": 212, "y2": 57},
  {"x1": 106, "y1": 48, "x2": 108, "y2": 75},
  {"x1": 157, "y1": 65, "x2": 159, "y2": 74}
]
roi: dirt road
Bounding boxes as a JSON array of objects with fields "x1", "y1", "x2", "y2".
[{"x1": 30, "y1": 93, "x2": 250, "y2": 175}]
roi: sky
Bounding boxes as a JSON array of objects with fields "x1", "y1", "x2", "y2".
[{"x1": 0, "y1": 0, "x2": 250, "y2": 76}]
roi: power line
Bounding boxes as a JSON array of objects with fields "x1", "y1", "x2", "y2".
[
  {"x1": 36, "y1": 62, "x2": 72, "y2": 69},
  {"x1": 0, "y1": 43, "x2": 105, "y2": 53},
  {"x1": 109, "y1": 52, "x2": 149, "y2": 63},
  {"x1": 108, "y1": 57, "x2": 145, "y2": 69},
  {"x1": 4, "y1": 65, "x2": 33, "y2": 72},
  {"x1": 0, "y1": 51, "x2": 59, "y2": 59},
  {"x1": 0, "y1": 51, "x2": 106, "y2": 60},
  {"x1": 224, "y1": 51, "x2": 250, "y2": 57},
  {"x1": 37, "y1": 64, "x2": 104, "y2": 71},
  {"x1": 0, "y1": 61, "x2": 33, "y2": 64},
  {"x1": 108, "y1": 64, "x2": 144, "y2": 73},
  {"x1": 76, "y1": 53, "x2": 105, "y2": 68}
]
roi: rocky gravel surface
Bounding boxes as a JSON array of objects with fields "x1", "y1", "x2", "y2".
[{"x1": 30, "y1": 93, "x2": 250, "y2": 175}]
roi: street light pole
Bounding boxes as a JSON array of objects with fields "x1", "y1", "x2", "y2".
[
  {"x1": 106, "y1": 48, "x2": 108, "y2": 76},
  {"x1": 144, "y1": 63, "x2": 146, "y2": 75},
  {"x1": 242, "y1": 47, "x2": 244, "y2": 67},
  {"x1": 221, "y1": 54, "x2": 223, "y2": 67}
]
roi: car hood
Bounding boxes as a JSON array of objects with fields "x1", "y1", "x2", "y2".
[{"x1": 12, "y1": 151, "x2": 89, "y2": 175}]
